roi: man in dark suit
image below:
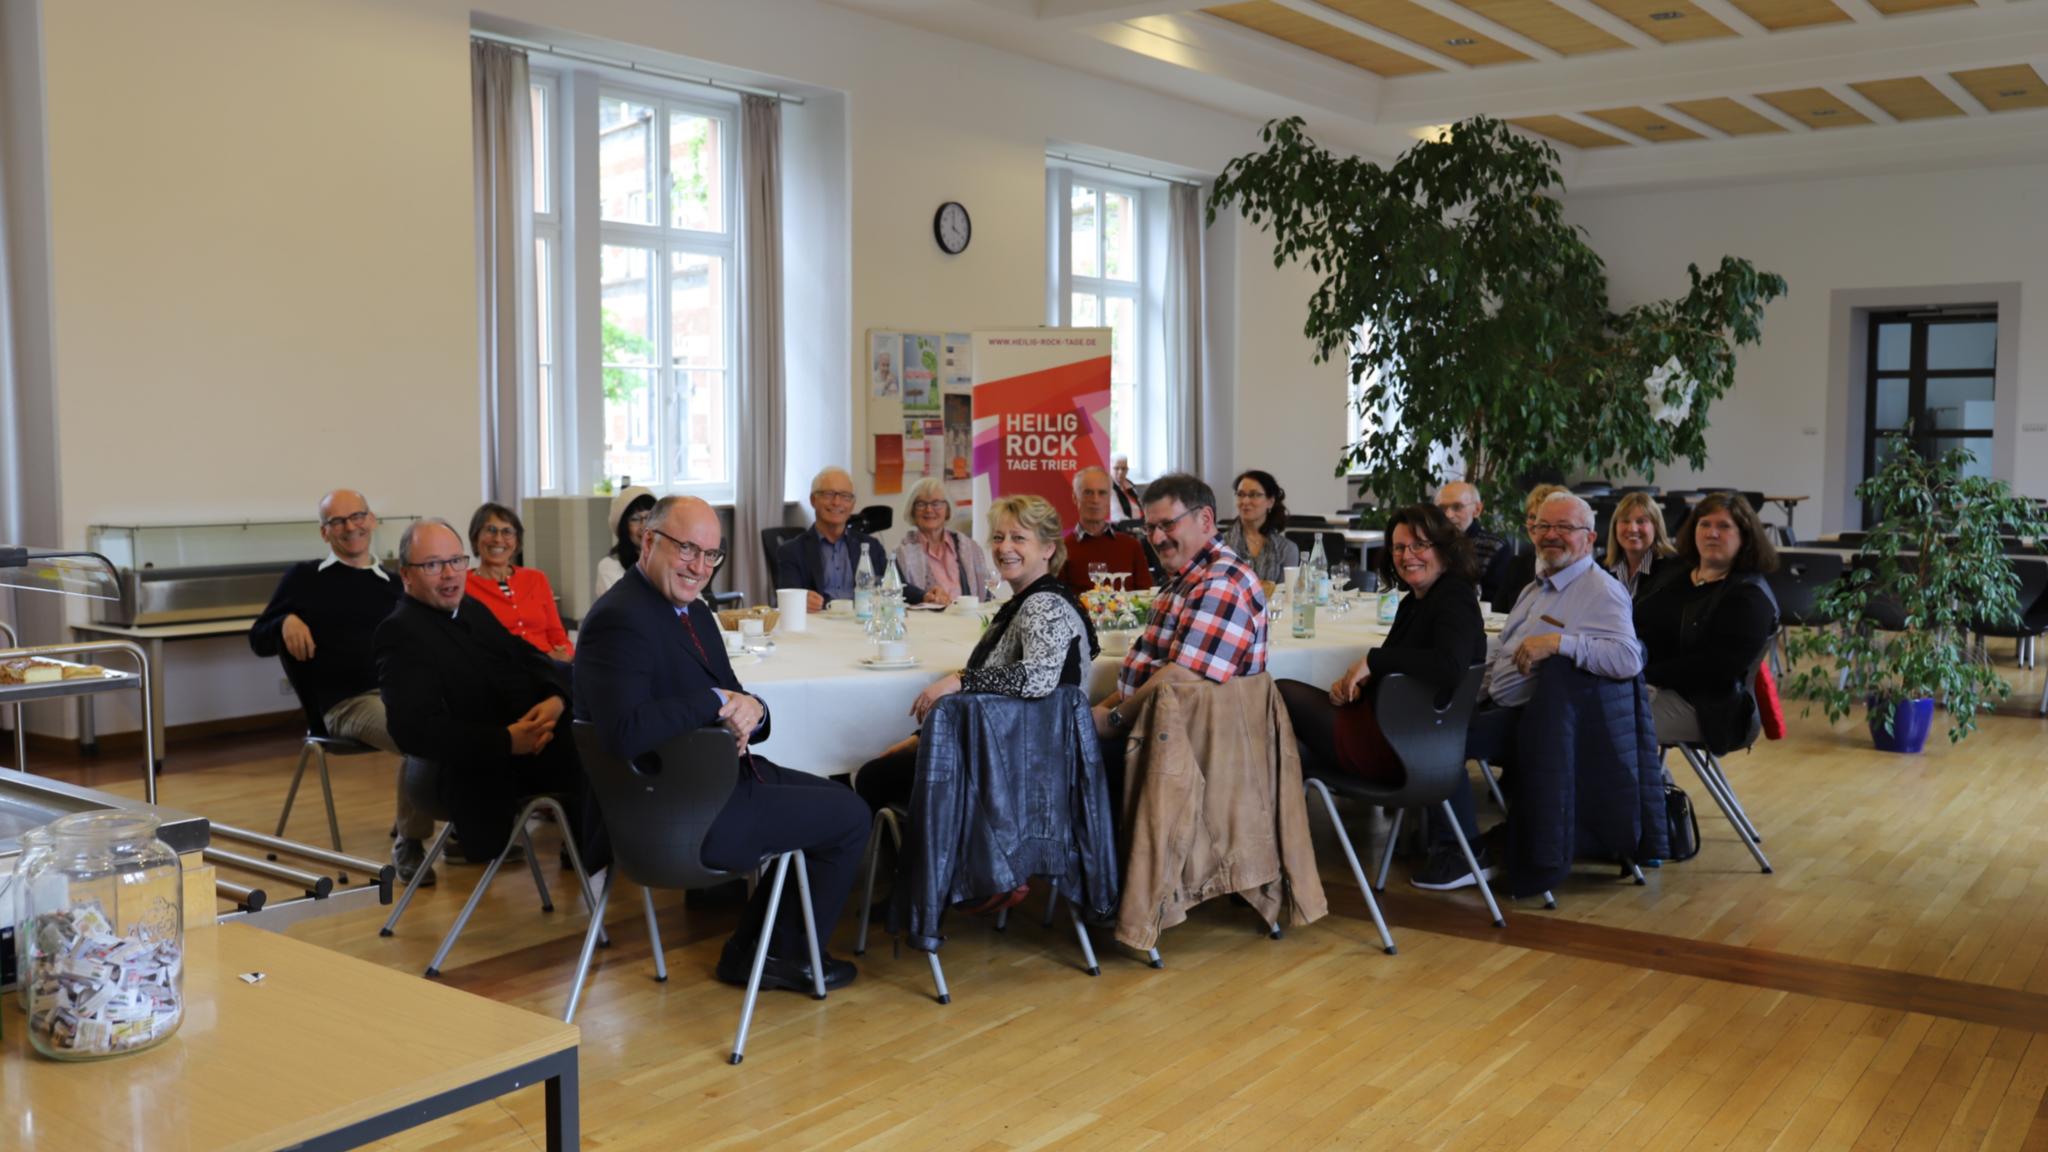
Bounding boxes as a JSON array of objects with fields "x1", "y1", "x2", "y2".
[
  {"x1": 375, "y1": 518, "x2": 604, "y2": 870},
  {"x1": 578, "y1": 495, "x2": 868, "y2": 993},
  {"x1": 776, "y1": 466, "x2": 923, "y2": 611}
]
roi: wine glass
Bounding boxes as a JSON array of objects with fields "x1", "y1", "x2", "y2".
[
  {"x1": 1088, "y1": 563, "x2": 1110, "y2": 592},
  {"x1": 1110, "y1": 572, "x2": 1128, "y2": 594}
]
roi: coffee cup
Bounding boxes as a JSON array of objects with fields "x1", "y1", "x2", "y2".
[
  {"x1": 1283, "y1": 565, "x2": 1302, "y2": 591},
  {"x1": 776, "y1": 588, "x2": 808, "y2": 632},
  {"x1": 878, "y1": 639, "x2": 910, "y2": 664},
  {"x1": 825, "y1": 599, "x2": 849, "y2": 617},
  {"x1": 721, "y1": 629, "x2": 745, "y2": 654},
  {"x1": 739, "y1": 618, "x2": 765, "y2": 644}
]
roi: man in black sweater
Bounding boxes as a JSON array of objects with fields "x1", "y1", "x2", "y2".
[
  {"x1": 376, "y1": 519, "x2": 604, "y2": 873},
  {"x1": 249, "y1": 489, "x2": 433, "y2": 881},
  {"x1": 1435, "y1": 481, "x2": 1513, "y2": 607}
]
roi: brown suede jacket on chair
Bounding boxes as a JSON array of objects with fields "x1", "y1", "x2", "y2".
[{"x1": 1115, "y1": 671, "x2": 1329, "y2": 950}]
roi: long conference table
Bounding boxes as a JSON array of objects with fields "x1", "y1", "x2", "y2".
[{"x1": 737, "y1": 598, "x2": 1496, "y2": 777}]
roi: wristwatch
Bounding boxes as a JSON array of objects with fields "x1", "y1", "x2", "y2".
[{"x1": 1108, "y1": 706, "x2": 1128, "y2": 731}]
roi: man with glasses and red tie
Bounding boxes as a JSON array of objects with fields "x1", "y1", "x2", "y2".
[
  {"x1": 777, "y1": 466, "x2": 925, "y2": 612},
  {"x1": 250, "y1": 489, "x2": 436, "y2": 882},
  {"x1": 375, "y1": 519, "x2": 604, "y2": 874},
  {"x1": 577, "y1": 495, "x2": 869, "y2": 994}
]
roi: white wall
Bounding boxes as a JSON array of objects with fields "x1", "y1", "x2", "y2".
[
  {"x1": 1565, "y1": 162, "x2": 2048, "y2": 536},
  {"x1": 22, "y1": 0, "x2": 1343, "y2": 733}
]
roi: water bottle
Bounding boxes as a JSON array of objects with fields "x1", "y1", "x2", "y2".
[
  {"x1": 854, "y1": 548, "x2": 876, "y2": 623},
  {"x1": 1377, "y1": 585, "x2": 1400, "y2": 625},
  {"x1": 1291, "y1": 562, "x2": 1316, "y2": 639},
  {"x1": 879, "y1": 557, "x2": 905, "y2": 638},
  {"x1": 1308, "y1": 535, "x2": 1331, "y2": 607}
]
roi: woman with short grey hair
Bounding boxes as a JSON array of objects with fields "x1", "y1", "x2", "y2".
[{"x1": 893, "y1": 476, "x2": 993, "y2": 606}]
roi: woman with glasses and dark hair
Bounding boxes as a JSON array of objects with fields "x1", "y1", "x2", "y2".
[
  {"x1": 892, "y1": 477, "x2": 994, "y2": 607},
  {"x1": 1632, "y1": 492, "x2": 1780, "y2": 752},
  {"x1": 1278, "y1": 504, "x2": 1485, "y2": 784},
  {"x1": 595, "y1": 485, "x2": 656, "y2": 597},
  {"x1": 1224, "y1": 469, "x2": 1300, "y2": 585},
  {"x1": 464, "y1": 501, "x2": 573, "y2": 659},
  {"x1": 1604, "y1": 490, "x2": 1678, "y2": 599}
]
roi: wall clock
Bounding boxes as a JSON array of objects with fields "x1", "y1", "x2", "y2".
[{"x1": 934, "y1": 201, "x2": 971, "y2": 255}]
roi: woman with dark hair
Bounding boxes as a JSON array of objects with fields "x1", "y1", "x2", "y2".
[
  {"x1": 464, "y1": 502, "x2": 573, "y2": 659},
  {"x1": 1632, "y1": 492, "x2": 1780, "y2": 752},
  {"x1": 1278, "y1": 504, "x2": 1485, "y2": 783},
  {"x1": 595, "y1": 485, "x2": 656, "y2": 596},
  {"x1": 1224, "y1": 469, "x2": 1299, "y2": 584}
]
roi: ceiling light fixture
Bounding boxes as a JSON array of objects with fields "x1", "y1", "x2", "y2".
[
  {"x1": 1810, "y1": 108, "x2": 1838, "y2": 117},
  {"x1": 1649, "y1": 10, "x2": 1685, "y2": 19},
  {"x1": 1998, "y1": 89, "x2": 2028, "y2": 97},
  {"x1": 1444, "y1": 36, "x2": 1478, "y2": 46},
  {"x1": 1643, "y1": 124, "x2": 1667, "y2": 131}
]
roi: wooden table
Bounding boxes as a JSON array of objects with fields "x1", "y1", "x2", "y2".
[{"x1": 2, "y1": 924, "x2": 580, "y2": 1151}]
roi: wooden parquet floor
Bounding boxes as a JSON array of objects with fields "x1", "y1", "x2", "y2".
[{"x1": 18, "y1": 658, "x2": 2048, "y2": 1151}]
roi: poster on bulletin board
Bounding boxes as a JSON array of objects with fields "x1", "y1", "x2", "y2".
[
  {"x1": 969, "y1": 329, "x2": 1112, "y2": 537},
  {"x1": 867, "y1": 329, "x2": 975, "y2": 497}
]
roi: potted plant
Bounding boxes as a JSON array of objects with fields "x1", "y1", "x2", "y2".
[
  {"x1": 1206, "y1": 116, "x2": 1785, "y2": 519},
  {"x1": 1783, "y1": 429, "x2": 2047, "y2": 751}
]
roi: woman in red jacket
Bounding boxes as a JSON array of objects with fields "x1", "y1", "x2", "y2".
[{"x1": 464, "y1": 502, "x2": 573, "y2": 660}]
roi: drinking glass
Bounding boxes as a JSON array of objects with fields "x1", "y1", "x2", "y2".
[{"x1": 1088, "y1": 563, "x2": 1110, "y2": 591}]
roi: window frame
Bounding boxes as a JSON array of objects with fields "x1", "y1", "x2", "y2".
[
  {"x1": 530, "y1": 74, "x2": 561, "y2": 495},
  {"x1": 1048, "y1": 164, "x2": 1163, "y2": 477},
  {"x1": 1861, "y1": 309, "x2": 1997, "y2": 522}
]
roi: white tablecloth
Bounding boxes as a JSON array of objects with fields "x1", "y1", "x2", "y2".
[{"x1": 737, "y1": 602, "x2": 1399, "y2": 776}]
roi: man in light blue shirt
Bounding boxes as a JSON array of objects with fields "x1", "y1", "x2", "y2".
[{"x1": 1413, "y1": 492, "x2": 1644, "y2": 892}]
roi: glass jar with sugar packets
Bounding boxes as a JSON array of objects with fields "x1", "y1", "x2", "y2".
[{"x1": 19, "y1": 811, "x2": 184, "y2": 1060}]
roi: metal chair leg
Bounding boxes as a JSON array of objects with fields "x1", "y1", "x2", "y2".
[
  {"x1": 545, "y1": 798, "x2": 609, "y2": 948},
  {"x1": 1697, "y1": 753, "x2": 1762, "y2": 843},
  {"x1": 1146, "y1": 948, "x2": 1163, "y2": 969},
  {"x1": 1305, "y1": 779, "x2": 1396, "y2": 955},
  {"x1": 792, "y1": 848, "x2": 827, "y2": 1002},
  {"x1": 854, "y1": 808, "x2": 899, "y2": 957},
  {"x1": 276, "y1": 743, "x2": 312, "y2": 838},
  {"x1": 1041, "y1": 881, "x2": 1059, "y2": 928},
  {"x1": 1680, "y1": 746, "x2": 1773, "y2": 874},
  {"x1": 731, "y1": 854, "x2": 793, "y2": 1065},
  {"x1": 1376, "y1": 808, "x2": 1405, "y2": 893},
  {"x1": 522, "y1": 826, "x2": 553, "y2": 912},
  {"x1": 927, "y1": 950, "x2": 951, "y2": 1005},
  {"x1": 995, "y1": 907, "x2": 1009, "y2": 932},
  {"x1": 1442, "y1": 799, "x2": 1504, "y2": 928},
  {"x1": 313, "y1": 745, "x2": 343, "y2": 853},
  {"x1": 1063, "y1": 889, "x2": 1101, "y2": 976},
  {"x1": 1480, "y1": 759, "x2": 1507, "y2": 813},
  {"x1": 643, "y1": 887, "x2": 667, "y2": 983},
  {"x1": 562, "y1": 873, "x2": 614, "y2": 1024},
  {"x1": 425, "y1": 838, "x2": 518, "y2": 977},
  {"x1": 379, "y1": 822, "x2": 453, "y2": 937}
]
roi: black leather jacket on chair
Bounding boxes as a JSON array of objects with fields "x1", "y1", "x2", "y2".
[{"x1": 903, "y1": 685, "x2": 1119, "y2": 952}]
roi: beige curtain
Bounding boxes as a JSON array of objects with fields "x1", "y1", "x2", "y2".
[
  {"x1": 735, "y1": 94, "x2": 786, "y2": 604},
  {"x1": 1166, "y1": 183, "x2": 1207, "y2": 476},
  {"x1": 472, "y1": 40, "x2": 535, "y2": 506}
]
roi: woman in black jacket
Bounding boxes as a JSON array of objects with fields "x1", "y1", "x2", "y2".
[
  {"x1": 1279, "y1": 504, "x2": 1486, "y2": 784},
  {"x1": 1633, "y1": 492, "x2": 1780, "y2": 753}
]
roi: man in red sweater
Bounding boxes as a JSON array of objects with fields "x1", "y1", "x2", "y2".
[{"x1": 1061, "y1": 466, "x2": 1154, "y2": 594}]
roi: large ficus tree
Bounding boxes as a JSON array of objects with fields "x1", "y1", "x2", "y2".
[{"x1": 1208, "y1": 115, "x2": 1787, "y2": 516}]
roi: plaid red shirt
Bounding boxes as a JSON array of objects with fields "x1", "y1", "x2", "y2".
[{"x1": 1118, "y1": 538, "x2": 1267, "y2": 698}]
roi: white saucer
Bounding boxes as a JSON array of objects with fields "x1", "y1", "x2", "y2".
[
  {"x1": 858, "y1": 655, "x2": 920, "y2": 670},
  {"x1": 745, "y1": 640, "x2": 777, "y2": 656}
]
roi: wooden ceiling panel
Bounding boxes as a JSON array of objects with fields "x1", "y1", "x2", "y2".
[
  {"x1": 1850, "y1": 76, "x2": 1965, "y2": 121},
  {"x1": 1508, "y1": 115, "x2": 1630, "y2": 148},
  {"x1": 1585, "y1": 105, "x2": 1706, "y2": 141},
  {"x1": 1317, "y1": 0, "x2": 1533, "y2": 66},
  {"x1": 1454, "y1": 0, "x2": 1631, "y2": 55},
  {"x1": 1951, "y1": 64, "x2": 2048, "y2": 112},
  {"x1": 1665, "y1": 97, "x2": 1787, "y2": 135},
  {"x1": 1203, "y1": 2, "x2": 1440, "y2": 75},
  {"x1": 1722, "y1": 0, "x2": 1851, "y2": 30},
  {"x1": 1757, "y1": 87, "x2": 1873, "y2": 129},
  {"x1": 1867, "y1": 0, "x2": 1971, "y2": 13},
  {"x1": 1581, "y1": 0, "x2": 1739, "y2": 43}
]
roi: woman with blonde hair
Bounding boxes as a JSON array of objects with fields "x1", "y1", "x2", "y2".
[
  {"x1": 1604, "y1": 490, "x2": 1678, "y2": 599},
  {"x1": 855, "y1": 494, "x2": 1100, "y2": 814},
  {"x1": 892, "y1": 476, "x2": 993, "y2": 607},
  {"x1": 1489, "y1": 482, "x2": 1575, "y2": 614}
]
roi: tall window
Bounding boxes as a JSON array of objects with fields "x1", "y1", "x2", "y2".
[
  {"x1": 1863, "y1": 309, "x2": 1996, "y2": 518},
  {"x1": 528, "y1": 68, "x2": 738, "y2": 499},
  {"x1": 1048, "y1": 165, "x2": 1164, "y2": 475}
]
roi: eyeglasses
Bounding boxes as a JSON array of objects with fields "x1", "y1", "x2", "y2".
[
  {"x1": 1531, "y1": 522, "x2": 1593, "y2": 537},
  {"x1": 321, "y1": 510, "x2": 374, "y2": 532},
  {"x1": 649, "y1": 527, "x2": 726, "y2": 568},
  {"x1": 813, "y1": 490, "x2": 855, "y2": 505},
  {"x1": 404, "y1": 555, "x2": 470, "y2": 576},
  {"x1": 1143, "y1": 508, "x2": 1195, "y2": 538},
  {"x1": 912, "y1": 500, "x2": 950, "y2": 512},
  {"x1": 1235, "y1": 489, "x2": 1270, "y2": 501},
  {"x1": 625, "y1": 511, "x2": 652, "y2": 527},
  {"x1": 478, "y1": 524, "x2": 519, "y2": 539},
  {"x1": 1389, "y1": 541, "x2": 1435, "y2": 556}
]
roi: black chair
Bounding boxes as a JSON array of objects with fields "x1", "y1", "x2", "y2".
[
  {"x1": 760, "y1": 526, "x2": 806, "y2": 589},
  {"x1": 1968, "y1": 558, "x2": 2048, "y2": 706},
  {"x1": 851, "y1": 504, "x2": 893, "y2": 535},
  {"x1": 1571, "y1": 482, "x2": 1613, "y2": 497},
  {"x1": 376, "y1": 757, "x2": 605, "y2": 974},
  {"x1": 1763, "y1": 550, "x2": 1847, "y2": 673},
  {"x1": 567, "y1": 722, "x2": 826, "y2": 1063},
  {"x1": 275, "y1": 654, "x2": 373, "y2": 854},
  {"x1": 1300, "y1": 666, "x2": 1505, "y2": 934},
  {"x1": 1664, "y1": 646, "x2": 1775, "y2": 875},
  {"x1": 1284, "y1": 530, "x2": 1351, "y2": 572}
]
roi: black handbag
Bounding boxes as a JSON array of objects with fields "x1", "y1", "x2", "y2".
[{"x1": 1664, "y1": 785, "x2": 1701, "y2": 862}]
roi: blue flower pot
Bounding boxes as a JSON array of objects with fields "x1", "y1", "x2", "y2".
[{"x1": 1868, "y1": 697, "x2": 1934, "y2": 754}]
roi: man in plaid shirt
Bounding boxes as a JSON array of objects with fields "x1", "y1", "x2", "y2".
[{"x1": 1091, "y1": 472, "x2": 1268, "y2": 741}]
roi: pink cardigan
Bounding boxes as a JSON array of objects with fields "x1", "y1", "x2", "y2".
[{"x1": 464, "y1": 567, "x2": 573, "y2": 656}]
